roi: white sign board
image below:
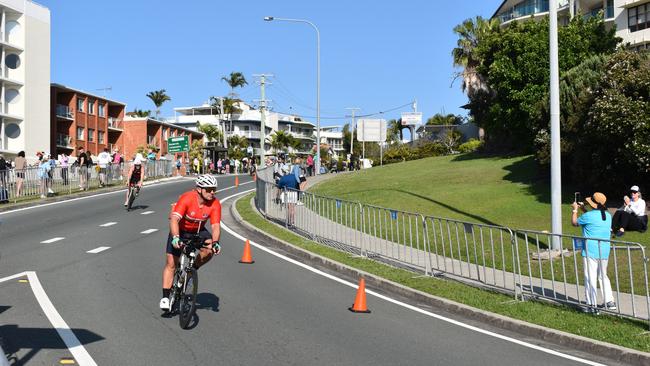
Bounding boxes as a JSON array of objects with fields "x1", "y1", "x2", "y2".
[
  {"x1": 357, "y1": 119, "x2": 387, "y2": 142},
  {"x1": 401, "y1": 112, "x2": 422, "y2": 126}
]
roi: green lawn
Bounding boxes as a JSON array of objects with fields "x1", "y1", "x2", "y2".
[{"x1": 237, "y1": 192, "x2": 650, "y2": 353}]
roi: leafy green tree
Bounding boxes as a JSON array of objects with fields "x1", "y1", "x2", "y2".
[
  {"x1": 146, "y1": 89, "x2": 171, "y2": 119},
  {"x1": 426, "y1": 113, "x2": 464, "y2": 125},
  {"x1": 189, "y1": 140, "x2": 204, "y2": 161},
  {"x1": 387, "y1": 119, "x2": 404, "y2": 143},
  {"x1": 128, "y1": 109, "x2": 151, "y2": 118},
  {"x1": 197, "y1": 122, "x2": 223, "y2": 144},
  {"x1": 467, "y1": 14, "x2": 619, "y2": 150},
  {"x1": 227, "y1": 135, "x2": 249, "y2": 160}
]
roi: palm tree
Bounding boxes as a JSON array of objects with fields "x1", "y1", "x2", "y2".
[
  {"x1": 127, "y1": 108, "x2": 151, "y2": 118},
  {"x1": 387, "y1": 119, "x2": 404, "y2": 144},
  {"x1": 452, "y1": 16, "x2": 500, "y2": 97},
  {"x1": 146, "y1": 89, "x2": 171, "y2": 119},
  {"x1": 268, "y1": 130, "x2": 293, "y2": 153},
  {"x1": 227, "y1": 135, "x2": 249, "y2": 160},
  {"x1": 426, "y1": 113, "x2": 463, "y2": 125},
  {"x1": 197, "y1": 122, "x2": 223, "y2": 144},
  {"x1": 210, "y1": 96, "x2": 242, "y2": 143},
  {"x1": 221, "y1": 72, "x2": 248, "y2": 98}
]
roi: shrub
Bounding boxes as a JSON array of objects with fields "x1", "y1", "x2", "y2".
[{"x1": 458, "y1": 139, "x2": 483, "y2": 153}]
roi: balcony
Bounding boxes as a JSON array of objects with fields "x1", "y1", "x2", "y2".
[
  {"x1": 108, "y1": 117, "x2": 123, "y2": 130},
  {"x1": 497, "y1": 0, "x2": 569, "y2": 23},
  {"x1": 56, "y1": 104, "x2": 74, "y2": 120},
  {"x1": 227, "y1": 131, "x2": 261, "y2": 140},
  {"x1": 56, "y1": 134, "x2": 73, "y2": 149}
]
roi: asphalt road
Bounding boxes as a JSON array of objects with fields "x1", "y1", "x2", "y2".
[{"x1": 0, "y1": 176, "x2": 619, "y2": 366}]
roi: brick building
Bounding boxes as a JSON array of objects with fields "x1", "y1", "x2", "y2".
[
  {"x1": 120, "y1": 116, "x2": 203, "y2": 161},
  {"x1": 50, "y1": 83, "x2": 126, "y2": 158},
  {"x1": 51, "y1": 84, "x2": 203, "y2": 161}
]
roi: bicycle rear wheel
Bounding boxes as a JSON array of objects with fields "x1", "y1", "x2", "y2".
[
  {"x1": 178, "y1": 268, "x2": 197, "y2": 329},
  {"x1": 127, "y1": 186, "x2": 136, "y2": 210}
]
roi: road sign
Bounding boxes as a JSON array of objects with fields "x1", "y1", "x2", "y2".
[
  {"x1": 401, "y1": 112, "x2": 422, "y2": 126},
  {"x1": 357, "y1": 119, "x2": 387, "y2": 142},
  {"x1": 167, "y1": 136, "x2": 189, "y2": 153}
]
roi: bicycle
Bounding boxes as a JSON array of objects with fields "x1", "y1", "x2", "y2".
[
  {"x1": 167, "y1": 235, "x2": 213, "y2": 329},
  {"x1": 126, "y1": 183, "x2": 140, "y2": 211}
]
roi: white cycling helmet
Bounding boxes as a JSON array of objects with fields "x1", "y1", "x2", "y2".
[{"x1": 196, "y1": 174, "x2": 218, "y2": 189}]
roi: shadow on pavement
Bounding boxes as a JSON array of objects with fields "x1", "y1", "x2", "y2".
[
  {"x1": 0, "y1": 324, "x2": 104, "y2": 366},
  {"x1": 196, "y1": 293, "x2": 220, "y2": 313}
]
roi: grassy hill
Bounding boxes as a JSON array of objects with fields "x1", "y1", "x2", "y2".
[{"x1": 310, "y1": 153, "x2": 648, "y2": 247}]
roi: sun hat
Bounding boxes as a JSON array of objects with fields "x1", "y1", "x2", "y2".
[
  {"x1": 585, "y1": 192, "x2": 607, "y2": 209},
  {"x1": 630, "y1": 185, "x2": 640, "y2": 193}
]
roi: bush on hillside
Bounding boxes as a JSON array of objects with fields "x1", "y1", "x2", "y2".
[{"x1": 458, "y1": 138, "x2": 483, "y2": 153}]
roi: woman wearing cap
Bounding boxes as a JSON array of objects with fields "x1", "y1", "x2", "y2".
[
  {"x1": 571, "y1": 192, "x2": 616, "y2": 312},
  {"x1": 124, "y1": 154, "x2": 145, "y2": 206},
  {"x1": 611, "y1": 185, "x2": 647, "y2": 237}
]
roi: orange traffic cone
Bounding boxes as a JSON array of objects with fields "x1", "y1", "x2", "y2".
[
  {"x1": 349, "y1": 278, "x2": 371, "y2": 313},
  {"x1": 235, "y1": 175, "x2": 239, "y2": 187},
  {"x1": 239, "y1": 239, "x2": 254, "y2": 264}
]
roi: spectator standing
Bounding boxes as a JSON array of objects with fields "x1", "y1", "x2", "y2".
[
  {"x1": 58, "y1": 153, "x2": 69, "y2": 185},
  {"x1": 98, "y1": 148, "x2": 111, "y2": 187},
  {"x1": 0, "y1": 154, "x2": 7, "y2": 188},
  {"x1": 147, "y1": 149, "x2": 156, "y2": 177},
  {"x1": 47, "y1": 153, "x2": 56, "y2": 195},
  {"x1": 37, "y1": 155, "x2": 51, "y2": 198},
  {"x1": 193, "y1": 157, "x2": 200, "y2": 175},
  {"x1": 204, "y1": 157, "x2": 210, "y2": 174},
  {"x1": 77, "y1": 147, "x2": 88, "y2": 191},
  {"x1": 14, "y1": 151, "x2": 26, "y2": 196},
  {"x1": 234, "y1": 158, "x2": 241, "y2": 174},
  {"x1": 112, "y1": 148, "x2": 123, "y2": 180},
  {"x1": 571, "y1": 192, "x2": 616, "y2": 313},
  {"x1": 612, "y1": 185, "x2": 647, "y2": 237},
  {"x1": 277, "y1": 173, "x2": 300, "y2": 225},
  {"x1": 306, "y1": 154, "x2": 314, "y2": 177},
  {"x1": 175, "y1": 157, "x2": 182, "y2": 175},
  {"x1": 217, "y1": 158, "x2": 222, "y2": 174}
]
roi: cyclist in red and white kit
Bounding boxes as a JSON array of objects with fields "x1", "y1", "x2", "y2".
[{"x1": 159, "y1": 174, "x2": 221, "y2": 311}]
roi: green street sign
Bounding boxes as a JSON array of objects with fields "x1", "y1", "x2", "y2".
[{"x1": 167, "y1": 135, "x2": 189, "y2": 153}]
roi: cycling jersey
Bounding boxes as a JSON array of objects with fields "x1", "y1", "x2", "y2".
[
  {"x1": 129, "y1": 165, "x2": 142, "y2": 184},
  {"x1": 171, "y1": 190, "x2": 221, "y2": 233}
]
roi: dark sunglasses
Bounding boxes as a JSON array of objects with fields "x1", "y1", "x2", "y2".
[{"x1": 203, "y1": 187, "x2": 216, "y2": 193}]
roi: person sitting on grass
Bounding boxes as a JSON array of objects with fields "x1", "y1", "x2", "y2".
[{"x1": 612, "y1": 185, "x2": 647, "y2": 237}]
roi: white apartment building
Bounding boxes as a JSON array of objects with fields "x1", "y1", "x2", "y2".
[
  {"x1": 493, "y1": 0, "x2": 650, "y2": 50},
  {"x1": 167, "y1": 100, "x2": 316, "y2": 155},
  {"x1": 319, "y1": 125, "x2": 345, "y2": 154},
  {"x1": 0, "y1": 0, "x2": 49, "y2": 160}
]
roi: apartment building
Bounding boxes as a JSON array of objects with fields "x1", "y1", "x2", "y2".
[
  {"x1": 319, "y1": 126, "x2": 345, "y2": 154},
  {"x1": 168, "y1": 100, "x2": 315, "y2": 155},
  {"x1": 50, "y1": 84, "x2": 126, "y2": 158},
  {"x1": 493, "y1": 0, "x2": 650, "y2": 50},
  {"x1": 0, "y1": 0, "x2": 50, "y2": 161},
  {"x1": 120, "y1": 116, "x2": 203, "y2": 161}
]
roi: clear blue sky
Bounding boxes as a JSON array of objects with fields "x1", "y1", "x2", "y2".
[{"x1": 41, "y1": 0, "x2": 499, "y2": 132}]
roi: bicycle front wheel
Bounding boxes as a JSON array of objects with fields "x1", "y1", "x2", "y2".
[
  {"x1": 127, "y1": 186, "x2": 136, "y2": 211},
  {"x1": 178, "y1": 268, "x2": 197, "y2": 329}
]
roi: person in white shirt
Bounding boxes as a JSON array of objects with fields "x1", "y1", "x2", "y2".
[
  {"x1": 612, "y1": 185, "x2": 647, "y2": 237},
  {"x1": 97, "y1": 148, "x2": 112, "y2": 187}
]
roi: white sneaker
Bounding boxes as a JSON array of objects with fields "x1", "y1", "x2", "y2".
[{"x1": 159, "y1": 297, "x2": 170, "y2": 311}]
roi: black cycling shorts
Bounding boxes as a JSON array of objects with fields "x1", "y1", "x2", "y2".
[{"x1": 166, "y1": 228, "x2": 212, "y2": 257}]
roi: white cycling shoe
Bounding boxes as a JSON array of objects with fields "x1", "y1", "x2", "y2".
[{"x1": 159, "y1": 297, "x2": 170, "y2": 311}]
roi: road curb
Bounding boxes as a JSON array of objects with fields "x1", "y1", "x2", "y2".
[
  {"x1": 0, "y1": 175, "x2": 186, "y2": 213},
  {"x1": 229, "y1": 193, "x2": 650, "y2": 366}
]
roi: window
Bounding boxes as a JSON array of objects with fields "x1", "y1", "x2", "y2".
[
  {"x1": 88, "y1": 128, "x2": 95, "y2": 142},
  {"x1": 629, "y1": 4, "x2": 650, "y2": 32},
  {"x1": 77, "y1": 127, "x2": 84, "y2": 140},
  {"x1": 98, "y1": 103, "x2": 105, "y2": 117},
  {"x1": 88, "y1": 100, "x2": 95, "y2": 115},
  {"x1": 77, "y1": 98, "x2": 85, "y2": 112},
  {"x1": 98, "y1": 130, "x2": 105, "y2": 144}
]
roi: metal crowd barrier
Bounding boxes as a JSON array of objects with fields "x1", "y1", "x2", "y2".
[
  {"x1": 253, "y1": 166, "x2": 650, "y2": 325},
  {"x1": 0, "y1": 160, "x2": 175, "y2": 203}
]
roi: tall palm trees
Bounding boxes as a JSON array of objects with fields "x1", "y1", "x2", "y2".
[
  {"x1": 146, "y1": 89, "x2": 171, "y2": 119},
  {"x1": 221, "y1": 72, "x2": 248, "y2": 97},
  {"x1": 452, "y1": 16, "x2": 500, "y2": 98}
]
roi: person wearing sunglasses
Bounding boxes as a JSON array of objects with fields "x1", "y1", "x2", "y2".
[
  {"x1": 611, "y1": 185, "x2": 647, "y2": 237},
  {"x1": 160, "y1": 174, "x2": 221, "y2": 311}
]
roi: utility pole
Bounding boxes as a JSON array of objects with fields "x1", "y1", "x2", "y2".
[
  {"x1": 217, "y1": 97, "x2": 227, "y2": 149},
  {"x1": 254, "y1": 74, "x2": 273, "y2": 167},
  {"x1": 345, "y1": 107, "x2": 360, "y2": 158}
]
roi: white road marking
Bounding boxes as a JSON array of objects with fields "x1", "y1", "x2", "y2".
[
  {"x1": 141, "y1": 229, "x2": 158, "y2": 234},
  {"x1": 40, "y1": 237, "x2": 65, "y2": 244},
  {"x1": 99, "y1": 222, "x2": 117, "y2": 227},
  {"x1": 87, "y1": 246, "x2": 111, "y2": 254},
  {"x1": 219, "y1": 190, "x2": 606, "y2": 366},
  {"x1": 141, "y1": 211, "x2": 155, "y2": 215},
  {"x1": 0, "y1": 272, "x2": 98, "y2": 366}
]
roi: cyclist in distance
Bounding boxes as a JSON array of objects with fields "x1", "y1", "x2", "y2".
[
  {"x1": 124, "y1": 153, "x2": 145, "y2": 207},
  {"x1": 160, "y1": 174, "x2": 222, "y2": 311}
]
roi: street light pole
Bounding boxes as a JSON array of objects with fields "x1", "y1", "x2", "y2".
[
  {"x1": 549, "y1": 0, "x2": 562, "y2": 249},
  {"x1": 265, "y1": 16, "x2": 321, "y2": 175}
]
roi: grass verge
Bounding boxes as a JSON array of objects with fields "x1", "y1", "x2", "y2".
[{"x1": 237, "y1": 192, "x2": 650, "y2": 353}]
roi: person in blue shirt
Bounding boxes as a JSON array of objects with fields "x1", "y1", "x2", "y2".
[{"x1": 571, "y1": 192, "x2": 616, "y2": 312}]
